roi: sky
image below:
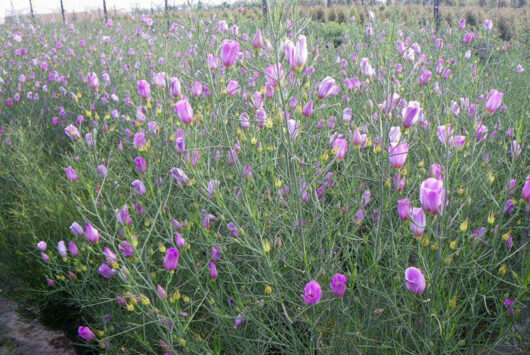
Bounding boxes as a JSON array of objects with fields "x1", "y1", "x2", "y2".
[{"x1": 1, "y1": 0, "x2": 230, "y2": 23}]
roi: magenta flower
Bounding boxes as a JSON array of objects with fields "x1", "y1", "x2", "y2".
[
  {"x1": 397, "y1": 199, "x2": 411, "y2": 221},
  {"x1": 221, "y1": 39, "x2": 239, "y2": 67},
  {"x1": 485, "y1": 89, "x2": 504, "y2": 113},
  {"x1": 137, "y1": 80, "x2": 151, "y2": 99},
  {"x1": 252, "y1": 29, "x2": 263, "y2": 49},
  {"x1": 436, "y1": 124, "x2": 453, "y2": 146},
  {"x1": 134, "y1": 157, "x2": 146, "y2": 173},
  {"x1": 302, "y1": 280, "x2": 322, "y2": 305},
  {"x1": 419, "y1": 178, "x2": 445, "y2": 215},
  {"x1": 388, "y1": 143, "x2": 408, "y2": 169},
  {"x1": 192, "y1": 81, "x2": 202, "y2": 97},
  {"x1": 131, "y1": 179, "x2": 146, "y2": 196},
  {"x1": 418, "y1": 70, "x2": 431, "y2": 86},
  {"x1": 170, "y1": 77, "x2": 181, "y2": 98},
  {"x1": 57, "y1": 241, "x2": 67, "y2": 258},
  {"x1": 404, "y1": 267, "x2": 426, "y2": 295},
  {"x1": 317, "y1": 77, "x2": 339, "y2": 99},
  {"x1": 119, "y1": 240, "x2": 135, "y2": 257},
  {"x1": 98, "y1": 263, "x2": 117, "y2": 279},
  {"x1": 152, "y1": 72, "x2": 166, "y2": 89},
  {"x1": 209, "y1": 261, "x2": 218, "y2": 279},
  {"x1": 157, "y1": 285, "x2": 168, "y2": 299},
  {"x1": 69, "y1": 222, "x2": 83, "y2": 236},
  {"x1": 483, "y1": 19, "x2": 493, "y2": 31},
  {"x1": 302, "y1": 100, "x2": 313, "y2": 117},
  {"x1": 226, "y1": 80, "x2": 239, "y2": 97},
  {"x1": 293, "y1": 35, "x2": 308, "y2": 71},
  {"x1": 211, "y1": 246, "x2": 221, "y2": 262},
  {"x1": 332, "y1": 136, "x2": 348, "y2": 160},
  {"x1": 170, "y1": 167, "x2": 191, "y2": 185},
  {"x1": 78, "y1": 326, "x2": 95, "y2": 341},
  {"x1": 68, "y1": 241, "x2": 79, "y2": 257},
  {"x1": 164, "y1": 247, "x2": 179, "y2": 271},
  {"x1": 37, "y1": 241, "x2": 47, "y2": 251},
  {"x1": 65, "y1": 166, "x2": 79, "y2": 181},
  {"x1": 174, "y1": 98, "x2": 193, "y2": 125},
  {"x1": 329, "y1": 273, "x2": 347, "y2": 297},
  {"x1": 175, "y1": 232, "x2": 186, "y2": 249},
  {"x1": 401, "y1": 101, "x2": 421, "y2": 128},
  {"x1": 522, "y1": 177, "x2": 530, "y2": 202},
  {"x1": 85, "y1": 223, "x2": 100, "y2": 243},
  {"x1": 87, "y1": 72, "x2": 99, "y2": 90},
  {"x1": 409, "y1": 207, "x2": 426, "y2": 237}
]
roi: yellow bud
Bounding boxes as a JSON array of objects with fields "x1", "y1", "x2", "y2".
[
  {"x1": 275, "y1": 179, "x2": 282, "y2": 188},
  {"x1": 251, "y1": 136, "x2": 258, "y2": 145},
  {"x1": 422, "y1": 236, "x2": 430, "y2": 247},
  {"x1": 178, "y1": 338, "x2": 186, "y2": 346},
  {"x1": 264, "y1": 285, "x2": 273, "y2": 294},
  {"x1": 450, "y1": 240, "x2": 457, "y2": 249},
  {"x1": 140, "y1": 294, "x2": 150, "y2": 305},
  {"x1": 457, "y1": 188, "x2": 464, "y2": 196},
  {"x1": 487, "y1": 211, "x2": 495, "y2": 224},
  {"x1": 97, "y1": 330, "x2": 105, "y2": 337},
  {"x1": 263, "y1": 240, "x2": 271, "y2": 253},
  {"x1": 502, "y1": 231, "x2": 511, "y2": 241},
  {"x1": 459, "y1": 218, "x2": 468, "y2": 232},
  {"x1": 183, "y1": 295, "x2": 190, "y2": 303},
  {"x1": 449, "y1": 297, "x2": 457, "y2": 309},
  {"x1": 418, "y1": 160, "x2": 424, "y2": 168},
  {"x1": 499, "y1": 263, "x2": 507, "y2": 276},
  {"x1": 159, "y1": 245, "x2": 166, "y2": 253},
  {"x1": 81, "y1": 265, "x2": 88, "y2": 272},
  {"x1": 431, "y1": 242, "x2": 439, "y2": 251},
  {"x1": 126, "y1": 303, "x2": 135, "y2": 311}
]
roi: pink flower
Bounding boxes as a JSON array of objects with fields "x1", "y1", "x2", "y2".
[
  {"x1": 164, "y1": 247, "x2": 179, "y2": 271},
  {"x1": 332, "y1": 136, "x2": 348, "y2": 160},
  {"x1": 252, "y1": 29, "x2": 264, "y2": 49},
  {"x1": 317, "y1": 77, "x2": 339, "y2": 99},
  {"x1": 137, "y1": 80, "x2": 150, "y2": 99},
  {"x1": 388, "y1": 143, "x2": 408, "y2": 169},
  {"x1": 419, "y1": 178, "x2": 445, "y2": 215},
  {"x1": 78, "y1": 326, "x2": 95, "y2": 341},
  {"x1": 85, "y1": 223, "x2": 100, "y2": 243},
  {"x1": 401, "y1": 101, "x2": 421, "y2": 128},
  {"x1": 174, "y1": 98, "x2": 193, "y2": 124},
  {"x1": 404, "y1": 267, "x2": 426, "y2": 295},
  {"x1": 409, "y1": 207, "x2": 426, "y2": 237},
  {"x1": 329, "y1": 273, "x2": 347, "y2": 297},
  {"x1": 485, "y1": 89, "x2": 504, "y2": 113},
  {"x1": 397, "y1": 199, "x2": 411, "y2": 221},
  {"x1": 302, "y1": 280, "x2": 322, "y2": 305},
  {"x1": 221, "y1": 39, "x2": 239, "y2": 67},
  {"x1": 226, "y1": 80, "x2": 239, "y2": 97}
]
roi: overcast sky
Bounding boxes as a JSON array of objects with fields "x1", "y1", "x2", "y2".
[{"x1": 1, "y1": 0, "x2": 231, "y2": 22}]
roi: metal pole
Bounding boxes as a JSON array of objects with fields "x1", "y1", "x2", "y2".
[
  {"x1": 103, "y1": 0, "x2": 108, "y2": 21},
  {"x1": 29, "y1": 0, "x2": 35, "y2": 22},
  {"x1": 165, "y1": 0, "x2": 169, "y2": 30},
  {"x1": 434, "y1": 0, "x2": 440, "y2": 33},
  {"x1": 60, "y1": 0, "x2": 66, "y2": 23}
]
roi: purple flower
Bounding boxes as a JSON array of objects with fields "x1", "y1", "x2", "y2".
[
  {"x1": 65, "y1": 124, "x2": 81, "y2": 141},
  {"x1": 485, "y1": 89, "x2": 504, "y2": 113},
  {"x1": 211, "y1": 246, "x2": 221, "y2": 262},
  {"x1": 137, "y1": 79, "x2": 151, "y2": 99},
  {"x1": 68, "y1": 241, "x2": 79, "y2": 257},
  {"x1": 419, "y1": 178, "x2": 445, "y2": 215},
  {"x1": 78, "y1": 326, "x2": 95, "y2": 341},
  {"x1": 209, "y1": 261, "x2": 218, "y2": 279},
  {"x1": 221, "y1": 39, "x2": 239, "y2": 67},
  {"x1": 227, "y1": 222, "x2": 239, "y2": 238},
  {"x1": 397, "y1": 199, "x2": 411, "y2": 221},
  {"x1": 97, "y1": 164, "x2": 107, "y2": 178},
  {"x1": 69, "y1": 222, "x2": 84, "y2": 236},
  {"x1": 98, "y1": 263, "x2": 117, "y2": 279},
  {"x1": 409, "y1": 207, "x2": 426, "y2": 237},
  {"x1": 504, "y1": 199, "x2": 515, "y2": 215},
  {"x1": 57, "y1": 241, "x2": 67, "y2": 258},
  {"x1": 134, "y1": 157, "x2": 147, "y2": 173},
  {"x1": 302, "y1": 280, "x2": 322, "y2": 305},
  {"x1": 329, "y1": 273, "x2": 347, "y2": 297},
  {"x1": 65, "y1": 166, "x2": 79, "y2": 181},
  {"x1": 119, "y1": 240, "x2": 135, "y2": 257},
  {"x1": 174, "y1": 129, "x2": 186, "y2": 153},
  {"x1": 234, "y1": 313, "x2": 245, "y2": 329},
  {"x1": 164, "y1": 247, "x2": 179, "y2": 271},
  {"x1": 85, "y1": 223, "x2": 100, "y2": 243},
  {"x1": 37, "y1": 241, "x2": 47, "y2": 251},
  {"x1": 404, "y1": 267, "x2": 426, "y2": 295},
  {"x1": 175, "y1": 232, "x2": 186, "y2": 249},
  {"x1": 170, "y1": 167, "x2": 191, "y2": 185},
  {"x1": 388, "y1": 143, "x2": 408, "y2": 169},
  {"x1": 173, "y1": 98, "x2": 193, "y2": 124},
  {"x1": 131, "y1": 179, "x2": 146, "y2": 196},
  {"x1": 317, "y1": 77, "x2": 339, "y2": 99}
]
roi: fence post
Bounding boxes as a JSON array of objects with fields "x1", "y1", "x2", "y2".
[{"x1": 60, "y1": 0, "x2": 66, "y2": 23}]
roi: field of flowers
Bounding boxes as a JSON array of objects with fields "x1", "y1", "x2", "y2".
[{"x1": 0, "y1": 2, "x2": 528, "y2": 353}]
